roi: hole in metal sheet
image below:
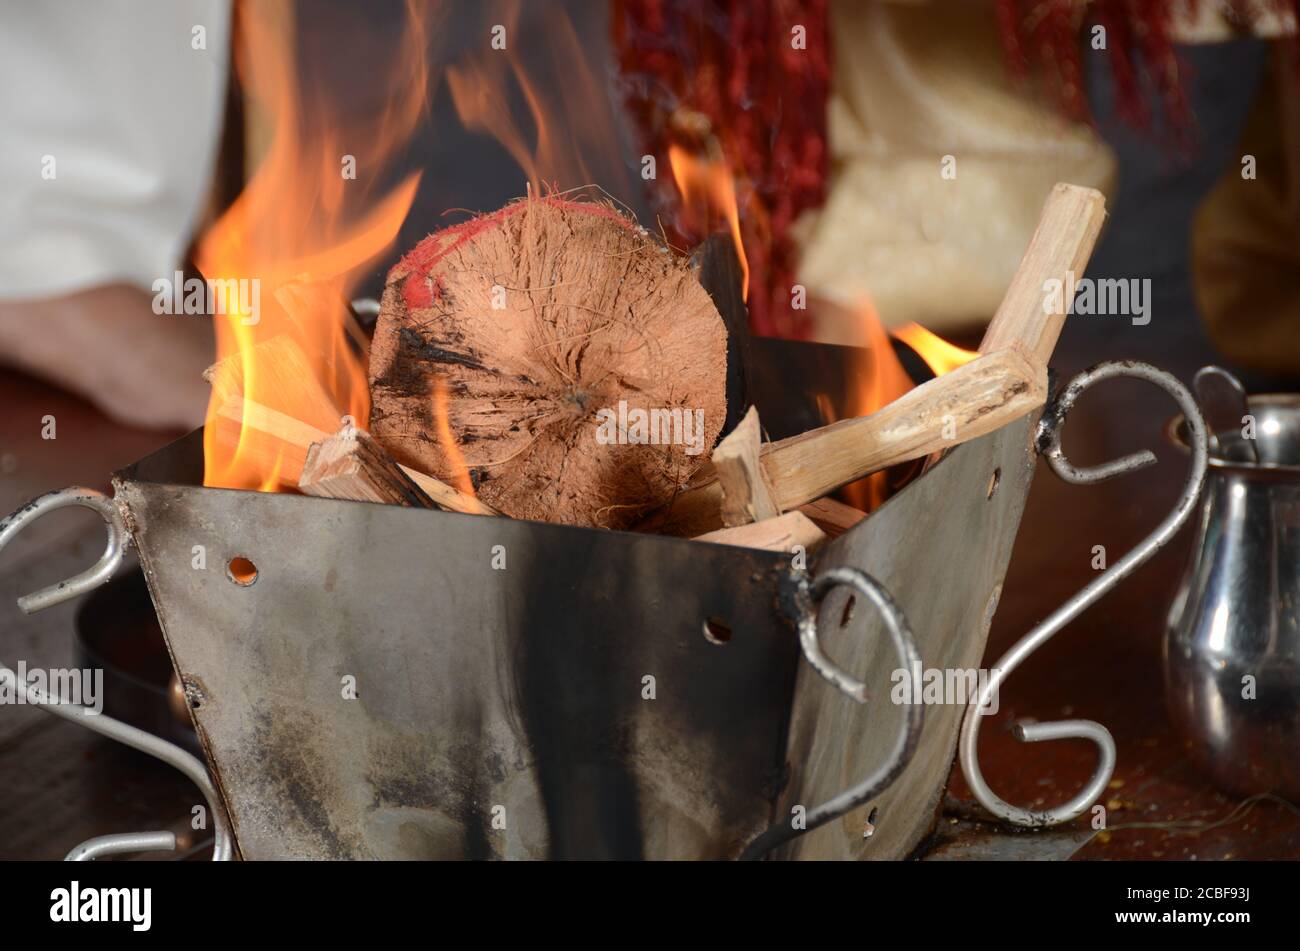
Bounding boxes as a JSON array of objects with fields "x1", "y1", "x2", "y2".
[
  {"x1": 227, "y1": 556, "x2": 258, "y2": 586},
  {"x1": 986, "y1": 467, "x2": 1001, "y2": 500},
  {"x1": 702, "y1": 617, "x2": 732, "y2": 645},
  {"x1": 863, "y1": 806, "x2": 880, "y2": 838},
  {"x1": 839, "y1": 595, "x2": 857, "y2": 627},
  {"x1": 182, "y1": 676, "x2": 207, "y2": 711}
]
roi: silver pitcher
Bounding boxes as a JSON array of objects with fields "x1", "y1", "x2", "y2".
[{"x1": 1166, "y1": 394, "x2": 1300, "y2": 799}]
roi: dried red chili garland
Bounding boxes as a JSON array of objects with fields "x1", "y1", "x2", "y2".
[{"x1": 613, "y1": 0, "x2": 829, "y2": 339}]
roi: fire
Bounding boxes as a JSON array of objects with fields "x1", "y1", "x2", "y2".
[
  {"x1": 819, "y1": 302, "x2": 978, "y2": 510},
  {"x1": 198, "y1": 0, "x2": 431, "y2": 492},
  {"x1": 446, "y1": 0, "x2": 630, "y2": 196},
  {"x1": 837, "y1": 300, "x2": 912, "y2": 510},
  {"x1": 431, "y1": 377, "x2": 476, "y2": 497},
  {"x1": 667, "y1": 145, "x2": 750, "y2": 301},
  {"x1": 893, "y1": 323, "x2": 979, "y2": 375}
]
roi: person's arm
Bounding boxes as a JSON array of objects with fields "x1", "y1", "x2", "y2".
[{"x1": 0, "y1": 0, "x2": 231, "y2": 428}]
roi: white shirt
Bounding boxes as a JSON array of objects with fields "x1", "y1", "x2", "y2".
[{"x1": 0, "y1": 0, "x2": 231, "y2": 298}]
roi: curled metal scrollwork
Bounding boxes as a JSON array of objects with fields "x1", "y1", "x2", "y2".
[
  {"x1": 0, "y1": 487, "x2": 233, "y2": 860},
  {"x1": 959, "y1": 361, "x2": 1209, "y2": 827},
  {"x1": 741, "y1": 566, "x2": 924, "y2": 859}
]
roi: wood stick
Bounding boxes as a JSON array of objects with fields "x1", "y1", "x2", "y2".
[
  {"x1": 977, "y1": 183, "x2": 1107, "y2": 363},
  {"x1": 655, "y1": 184, "x2": 1105, "y2": 536},
  {"x1": 207, "y1": 395, "x2": 327, "y2": 484},
  {"x1": 214, "y1": 395, "x2": 498, "y2": 515},
  {"x1": 694, "y1": 511, "x2": 826, "y2": 553},
  {"x1": 655, "y1": 348, "x2": 1044, "y2": 535},
  {"x1": 203, "y1": 334, "x2": 338, "y2": 432},
  {"x1": 216, "y1": 394, "x2": 328, "y2": 450},
  {"x1": 762, "y1": 348, "x2": 1043, "y2": 505},
  {"x1": 206, "y1": 335, "x2": 497, "y2": 514},
  {"x1": 399, "y1": 462, "x2": 500, "y2": 515},
  {"x1": 713, "y1": 406, "x2": 779, "y2": 526},
  {"x1": 797, "y1": 498, "x2": 867, "y2": 539},
  {"x1": 299, "y1": 422, "x2": 435, "y2": 507}
]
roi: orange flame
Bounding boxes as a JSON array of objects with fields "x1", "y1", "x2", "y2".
[
  {"x1": 892, "y1": 322, "x2": 979, "y2": 375},
  {"x1": 446, "y1": 0, "x2": 630, "y2": 195},
  {"x1": 667, "y1": 145, "x2": 750, "y2": 301},
  {"x1": 199, "y1": 0, "x2": 433, "y2": 491},
  {"x1": 431, "y1": 377, "x2": 476, "y2": 498},
  {"x1": 818, "y1": 302, "x2": 978, "y2": 510},
  {"x1": 839, "y1": 300, "x2": 912, "y2": 509}
]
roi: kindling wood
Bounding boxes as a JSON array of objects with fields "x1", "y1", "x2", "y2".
[
  {"x1": 712, "y1": 406, "x2": 779, "y2": 527},
  {"x1": 649, "y1": 348, "x2": 1046, "y2": 536},
  {"x1": 300, "y1": 422, "x2": 436, "y2": 508},
  {"x1": 205, "y1": 337, "x2": 495, "y2": 516},
  {"x1": 695, "y1": 510, "x2": 826, "y2": 553}
]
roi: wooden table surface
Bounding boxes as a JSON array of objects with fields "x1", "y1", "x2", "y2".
[{"x1": 0, "y1": 342, "x2": 1297, "y2": 860}]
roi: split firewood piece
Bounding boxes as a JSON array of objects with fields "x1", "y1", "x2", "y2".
[
  {"x1": 978, "y1": 183, "x2": 1107, "y2": 363},
  {"x1": 368, "y1": 196, "x2": 728, "y2": 530},
  {"x1": 713, "y1": 406, "x2": 779, "y2": 527},
  {"x1": 760, "y1": 348, "x2": 1044, "y2": 503},
  {"x1": 210, "y1": 395, "x2": 498, "y2": 515},
  {"x1": 695, "y1": 511, "x2": 827, "y2": 553},
  {"x1": 797, "y1": 498, "x2": 867, "y2": 539},
  {"x1": 207, "y1": 394, "x2": 327, "y2": 483},
  {"x1": 299, "y1": 421, "x2": 435, "y2": 507},
  {"x1": 653, "y1": 347, "x2": 1045, "y2": 535},
  {"x1": 205, "y1": 336, "x2": 495, "y2": 514},
  {"x1": 398, "y1": 462, "x2": 500, "y2": 515},
  {"x1": 204, "y1": 335, "x2": 343, "y2": 486},
  {"x1": 203, "y1": 333, "x2": 339, "y2": 428}
]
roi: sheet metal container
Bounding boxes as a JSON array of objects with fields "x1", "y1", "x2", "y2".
[{"x1": 109, "y1": 337, "x2": 1036, "y2": 859}]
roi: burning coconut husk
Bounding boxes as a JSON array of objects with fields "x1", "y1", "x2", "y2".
[{"x1": 368, "y1": 194, "x2": 729, "y2": 530}]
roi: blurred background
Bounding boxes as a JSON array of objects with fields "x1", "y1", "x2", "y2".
[{"x1": 3, "y1": 0, "x2": 1299, "y2": 433}]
